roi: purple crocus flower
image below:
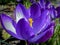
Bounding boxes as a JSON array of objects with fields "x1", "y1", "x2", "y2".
[
  {"x1": 39, "y1": 0, "x2": 57, "y2": 19},
  {"x1": 39, "y1": 0, "x2": 60, "y2": 19},
  {"x1": 0, "y1": 3, "x2": 55, "y2": 43}
]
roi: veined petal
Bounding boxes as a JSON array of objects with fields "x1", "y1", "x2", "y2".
[
  {"x1": 17, "y1": 18, "x2": 34, "y2": 40},
  {"x1": 45, "y1": 0, "x2": 50, "y2": 8},
  {"x1": 0, "y1": 14, "x2": 24, "y2": 39},
  {"x1": 15, "y1": 4, "x2": 29, "y2": 23},
  {"x1": 49, "y1": 5, "x2": 57, "y2": 19},
  {"x1": 32, "y1": 10, "x2": 51, "y2": 34},
  {"x1": 30, "y1": 3, "x2": 41, "y2": 19},
  {"x1": 28, "y1": 22, "x2": 55, "y2": 43},
  {"x1": 39, "y1": 0, "x2": 45, "y2": 8},
  {"x1": 56, "y1": 6, "x2": 60, "y2": 18}
]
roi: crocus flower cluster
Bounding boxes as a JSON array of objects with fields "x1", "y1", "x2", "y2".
[{"x1": 0, "y1": 0, "x2": 60, "y2": 43}]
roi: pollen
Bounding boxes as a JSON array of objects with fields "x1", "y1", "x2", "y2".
[{"x1": 29, "y1": 18, "x2": 33, "y2": 27}]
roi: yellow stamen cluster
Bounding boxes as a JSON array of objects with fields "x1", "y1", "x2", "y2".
[{"x1": 29, "y1": 18, "x2": 33, "y2": 27}]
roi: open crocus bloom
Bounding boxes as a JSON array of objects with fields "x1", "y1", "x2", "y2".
[{"x1": 0, "y1": 2, "x2": 55, "y2": 43}]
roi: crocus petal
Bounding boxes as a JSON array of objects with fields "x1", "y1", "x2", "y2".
[
  {"x1": 45, "y1": 0, "x2": 50, "y2": 8},
  {"x1": 17, "y1": 18, "x2": 34, "y2": 40},
  {"x1": 56, "y1": 6, "x2": 60, "y2": 18},
  {"x1": 32, "y1": 10, "x2": 51, "y2": 34},
  {"x1": 39, "y1": 0, "x2": 45, "y2": 8},
  {"x1": 30, "y1": 3, "x2": 41, "y2": 19},
  {"x1": 28, "y1": 22, "x2": 55, "y2": 43},
  {"x1": 49, "y1": 5, "x2": 57, "y2": 19},
  {"x1": 0, "y1": 14, "x2": 24, "y2": 40},
  {"x1": 15, "y1": 4, "x2": 29, "y2": 23}
]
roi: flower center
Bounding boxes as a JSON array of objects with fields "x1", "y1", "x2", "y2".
[{"x1": 29, "y1": 18, "x2": 33, "y2": 27}]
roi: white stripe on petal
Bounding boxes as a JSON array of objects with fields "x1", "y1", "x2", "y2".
[
  {"x1": 16, "y1": 11, "x2": 24, "y2": 23},
  {"x1": 3, "y1": 19, "x2": 17, "y2": 34},
  {"x1": 16, "y1": 5, "x2": 24, "y2": 23}
]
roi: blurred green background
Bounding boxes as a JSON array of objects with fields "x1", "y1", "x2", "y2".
[{"x1": 0, "y1": 0, "x2": 60, "y2": 45}]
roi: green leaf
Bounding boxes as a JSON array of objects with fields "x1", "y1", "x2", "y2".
[{"x1": 2, "y1": 30, "x2": 11, "y2": 40}]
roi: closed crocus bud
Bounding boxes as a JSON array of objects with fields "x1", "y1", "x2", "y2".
[
  {"x1": 39, "y1": 0, "x2": 58, "y2": 19},
  {"x1": 49, "y1": 5, "x2": 57, "y2": 19}
]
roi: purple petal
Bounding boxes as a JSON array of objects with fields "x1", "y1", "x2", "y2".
[
  {"x1": 28, "y1": 21, "x2": 55, "y2": 43},
  {"x1": 45, "y1": 0, "x2": 50, "y2": 8},
  {"x1": 56, "y1": 6, "x2": 60, "y2": 18},
  {"x1": 49, "y1": 5, "x2": 57, "y2": 19},
  {"x1": 15, "y1": 4, "x2": 29, "y2": 23},
  {"x1": 39, "y1": 0, "x2": 45, "y2": 8},
  {"x1": 30, "y1": 3, "x2": 41, "y2": 19},
  {"x1": 39, "y1": 0, "x2": 51, "y2": 9},
  {"x1": 17, "y1": 18, "x2": 34, "y2": 40},
  {"x1": 0, "y1": 14, "x2": 24, "y2": 40},
  {"x1": 32, "y1": 10, "x2": 51, "y2": 34}
]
